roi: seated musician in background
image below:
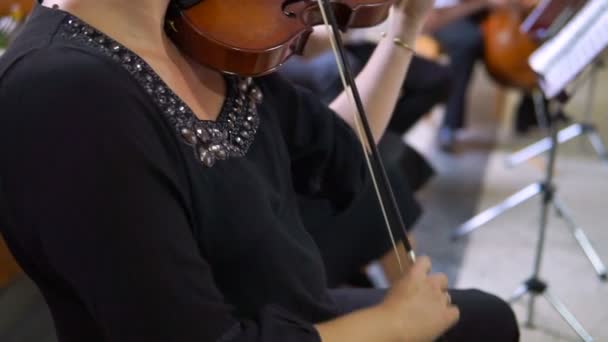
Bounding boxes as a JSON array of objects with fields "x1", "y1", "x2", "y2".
[
  {"x1": 429, "y1": 0, "x2": 552, "y2": 150},
  {"x1": 0, "y1": 0, "x2": 519, "y2": 341},
  {"x1": 429, "y1": 0, "x2": 510, "y2": 151},
  {"x1": 280, "y1": 26, "x2": 444, "y2": 287},
  {"x1": 281, "y1": 27, "x2": 452, "y2": 137}
]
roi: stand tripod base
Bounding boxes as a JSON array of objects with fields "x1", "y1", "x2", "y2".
[
  {"x1": 506, "y1": 123, "x2": 608, "y2": 168},
  {"x1": 553, "y1": 198, "x2": 608, "y2": 280},
  {"x1": 510, "y1": 278, "x2": 594, "y2": 342},
  {"x1": 451, "y1": 183, "x2": 607, "y2": 280}
]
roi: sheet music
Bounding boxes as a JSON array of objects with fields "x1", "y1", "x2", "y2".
[
  {"x1": 529, "y1": 0, "x2": 608, "y2": 98},
  {"x1": 521, "y1": 0, "x2": 587, "y2": 40}
]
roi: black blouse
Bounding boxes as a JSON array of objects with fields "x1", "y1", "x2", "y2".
[{"x1": 0, "y1": 6, "x2": 368, "y2": 342}]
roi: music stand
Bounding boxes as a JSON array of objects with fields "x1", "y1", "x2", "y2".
[
  {"x1": 507, "y1": 95, "x2": 594, "y2": 342},
  {"x1": 452, "y1": 1, "x2": 607, "y2": 340},
  {"x1": 506, "y1": 0, "x2": 607, "y2": 168},
  {"x1": 505, "y1": 60, "x2": 608, "y2": 168},
  {"x1": 451, "y1": 73, "x2": 607, "y2": 282},
  {"x1": 451, "y1": 0, "x2": 607, "y2": 281}
]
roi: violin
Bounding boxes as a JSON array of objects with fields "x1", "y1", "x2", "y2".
[
  {"x1": 167, "y1": 0, "x2": 416, "y2": 264},
  {"x1": 480, "y1": 0, "x2": 588, "y2": 91},
  {"x1": 481, "y1": 1, "x2": 540, "y2": 90},
  {"x1": 166, "y1": 0, "x2": 394, "y2": 76}
]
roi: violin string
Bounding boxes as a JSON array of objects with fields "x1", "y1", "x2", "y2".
[{"x1": 315, "y1": 0, "x2": 410, "y2": 272}]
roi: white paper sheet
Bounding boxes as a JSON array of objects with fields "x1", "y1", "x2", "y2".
[{"x1": 529, "y1": 0, "x2": 608, "y2": 98}]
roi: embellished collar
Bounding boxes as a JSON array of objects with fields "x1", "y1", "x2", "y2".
[{"x1": 58, "y1": 14, "x2": 262, "y2": 168}]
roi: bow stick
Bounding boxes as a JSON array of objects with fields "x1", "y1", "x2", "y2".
[{"x1": 315, "y1": 0, "x2": 416, "y2": 271}]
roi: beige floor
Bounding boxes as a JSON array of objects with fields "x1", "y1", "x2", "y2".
[{"x1": 407, "y1": 65, "x2": 608, "y2": 341}]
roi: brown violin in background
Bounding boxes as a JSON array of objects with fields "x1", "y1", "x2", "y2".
[
  {"x1": 481, "y1": 0, "x2": 540, "y2": 91},
  {"x1": 167, "y1": 0, "x2": 395, "y2": 76},
  {"x1": 481, "y1": 0, "x2": 588, "y2": 91}
]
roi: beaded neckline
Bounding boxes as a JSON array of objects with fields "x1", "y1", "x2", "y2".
[{"x1": 58, "y1": 13, "x2": 262, "y2": 168}]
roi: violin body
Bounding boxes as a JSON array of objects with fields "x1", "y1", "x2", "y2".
[
  {"x1": 481, "y1": 6, "x2": 539, "y2": 90},
  {"x1": 167, "y1": 0, "x2": 394, "y2": 76}
]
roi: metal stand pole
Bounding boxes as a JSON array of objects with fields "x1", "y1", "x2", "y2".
[{"x1": 508, "y1": 100, "x2": 594, "y2": 341}]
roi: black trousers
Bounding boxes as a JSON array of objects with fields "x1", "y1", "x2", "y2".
[
  {"x1": 279, "y1": 42, "x2": 452, "y2": 134},
  {"x1": 331, "y1": 287, "x2": 520, "y2": 341},
  {"x1": 434, "y1": 17, "x2": 484, "y2": 130},
  {"x1": 299, "y1": 132, "x2": 433, "y2": 287},
  {"x1": 347, "y1": 43, "x2": 453, "y2": 133}
]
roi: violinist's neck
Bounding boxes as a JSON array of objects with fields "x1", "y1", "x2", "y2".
[{"x1": 41, "y1": 0, "x2": 171, "y2": 51}]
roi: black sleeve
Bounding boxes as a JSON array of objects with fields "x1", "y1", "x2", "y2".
[
  {"x1": 0, "y1": 47, "x2": 321, "y2": 342},
  {"x1": 259, "y1": 74, "x2": 368, "y2": 210}
]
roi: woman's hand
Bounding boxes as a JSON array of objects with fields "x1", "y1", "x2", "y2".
[
  {"x1": 315, "y1": 256, "x2": 458, "y2": 342},
  {"x1": 390, "y1": 0, "x2": 436, "y2": 39},
  {"x1": 379, "y1": 256, "x2": 460, "y2": 341},
  {"x1": 329, "y1": 0, "x2": 435, "y2": 143}
]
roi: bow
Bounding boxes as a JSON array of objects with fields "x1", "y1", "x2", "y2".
[{"x1": 315, "y1": 0, "x2": 416, "y2": 271}]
